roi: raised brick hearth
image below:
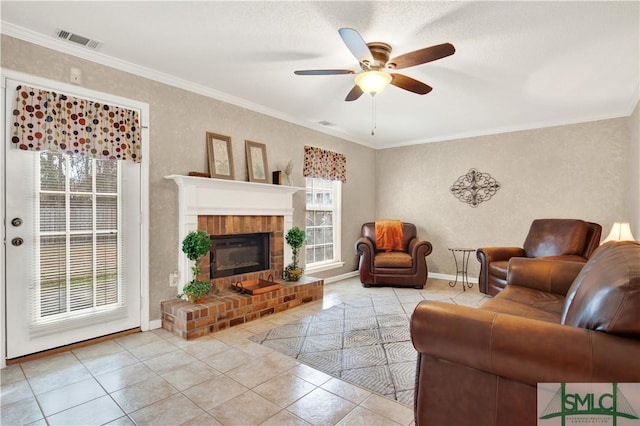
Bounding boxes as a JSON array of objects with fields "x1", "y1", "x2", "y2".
[{"x1": 161, "y1": 276, "x2": 323, "y2": 340}]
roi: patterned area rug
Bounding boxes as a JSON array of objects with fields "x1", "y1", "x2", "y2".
[{"x1": 250, "y1": 286, "x2": 467, "y2": 407}]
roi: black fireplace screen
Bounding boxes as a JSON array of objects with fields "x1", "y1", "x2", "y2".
[{"x1": 210, "y1": 233, "x2": 270, "y2": 278}]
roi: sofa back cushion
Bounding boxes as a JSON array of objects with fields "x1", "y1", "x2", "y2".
[
  {"x1": 561, "y1": 241, "x2": 640, "y2": 337},
  {"x1": 523, "y1": 219, "x2": 588, "y2": 258}
]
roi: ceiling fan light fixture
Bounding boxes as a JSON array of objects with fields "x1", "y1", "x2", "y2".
[{"x1": 355, "y1": 70, "x2": 392, "y2": 95}]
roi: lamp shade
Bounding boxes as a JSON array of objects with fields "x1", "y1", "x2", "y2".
[
  {"x1": 355, "y1": 70, "x2": 392, "y2": 95},
  {"x1": 602, "y1": 222, "x2": 636, "y2": 243}
]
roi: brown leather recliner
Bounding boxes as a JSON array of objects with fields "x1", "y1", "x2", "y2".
[
  {"x1": 411, "y1": 241, "x2": 640, "y2": 426},
  {"x1": 355, "y1": 222, "x2": 432, "y2": 288},
  {"x1": 476, "y1": 218, "x2": 601, "y2": 296}
]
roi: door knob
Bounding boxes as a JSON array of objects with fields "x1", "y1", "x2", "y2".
[
  {"x1": 11, "y1": 218, "x2": 23, "y2": 227},
  {"x1": 11, "y1": 237, "x2": 24, "y2": 246}
]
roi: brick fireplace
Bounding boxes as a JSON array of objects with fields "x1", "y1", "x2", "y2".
[{"x1": 162, "y1": 176, "x2": 323, "y2": 339}]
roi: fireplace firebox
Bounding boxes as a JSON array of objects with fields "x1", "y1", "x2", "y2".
[{"x1": 210, "y1": 233, "x2": 270, "y2": 278}]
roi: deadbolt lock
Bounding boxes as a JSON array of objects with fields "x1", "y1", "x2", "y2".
[
  {"x1": 11, "y1": 218, "x2": 23, "y2": 227},
  {"x1": 11, "y1": 237, "x2": 24, "y2": 247}
]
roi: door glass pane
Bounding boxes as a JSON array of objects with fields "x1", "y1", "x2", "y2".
[
  {"x1": 40, "y1": 235, "x2": 67, "y2": 317},
  {"x1": 40, "y1": 194, "x2": 65, "y2": 232},
  {"x1": 69, "y1": 155, "x2": 93, "y2": 192},
  {"x1": 69, "y1": 235, "x2": 94, "y2": 312},
  {"x1": 97, "y1": 196, "x2": 117, "y2": 230},
  {"x1": 40, "y1": 152, "x2": 66, "y2": 191},
  {"x1": 70, "y1": 195, "x2": 93, "y2": 231},
  {"x1": 96, "y1": 234, "x2": 118, "y2": 306},
  {"x1": 96, "y1": 160, "x2": 117, "y2": 193}
]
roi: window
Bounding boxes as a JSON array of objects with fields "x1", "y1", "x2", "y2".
[{"x1": 305, "y1": 177, "x2": 342, "y2": 270}]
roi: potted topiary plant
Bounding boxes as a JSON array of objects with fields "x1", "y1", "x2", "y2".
[
  {"x1": 178, "y1": 230, "x2": 212, "y2": 303},
  {"x1": 284, "y1": 226, "x2": 306, "y2": 281}
]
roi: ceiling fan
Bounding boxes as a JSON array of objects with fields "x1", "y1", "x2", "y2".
[{"x1": 294, "y1": 28, "x2": 455, "y2": 101}]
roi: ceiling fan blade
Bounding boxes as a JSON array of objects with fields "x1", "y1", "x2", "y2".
[
  {"x1": 345, "y1": 85, "x2": 364, "y2": 102},
  {"x1": 294, "y1": 69, "x2": 355, "y2": 75},
  {"x1": 390, "y1": 74, "x2": 433, "y2": 95},
  {"x1": 389, "y1": 43, "x2": 455, "y2": 69},
  {"x1": 338, "y1": 28, "x2": 374, "y2": 64}
]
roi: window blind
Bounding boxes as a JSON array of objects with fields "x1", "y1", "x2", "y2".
[{"x1": 30, "y1": 152, "x2": 127, "y2": 337}]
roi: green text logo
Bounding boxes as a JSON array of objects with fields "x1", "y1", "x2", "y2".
[{"x1": 539, "y1": 383, "x2": 639, "y2": 425}]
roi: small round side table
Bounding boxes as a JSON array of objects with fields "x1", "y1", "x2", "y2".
[{"x1": 448, "y1": 248, "x2": 474, "y2": 291}]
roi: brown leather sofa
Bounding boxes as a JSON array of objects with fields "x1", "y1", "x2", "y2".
[
  {"x1": 411, "y1": 241, "x2": 640, "y2": 426},
  {"x1": 476, "y1": 218, "x2": 602, "y2": 296},
  {"x1": 355, "y1": 222, "x2": 432, "y2": 288}
]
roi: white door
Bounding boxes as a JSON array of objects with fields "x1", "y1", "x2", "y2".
[{"x1": 4, "y1": 81, "x2": 141, "y2": 359}]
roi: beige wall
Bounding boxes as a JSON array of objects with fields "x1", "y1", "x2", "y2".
[
  {"x1": 629, "y1": 101, "x2": 640, "y2": 238},
  {"x1": 376, "y1": 117, "x2": 632, "y2": 278},
  {"x1": 1, "y1": 35, "x2": 376, "y2": 321}
]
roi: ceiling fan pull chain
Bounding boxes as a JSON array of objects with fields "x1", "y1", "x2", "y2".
[{"x1": 371, "y1": 95, "x2": 376, "y2": 136}]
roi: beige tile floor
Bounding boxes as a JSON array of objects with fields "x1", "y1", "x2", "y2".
[{"x1": 1, "y1": 277, "x2": 489, "y2": 426}]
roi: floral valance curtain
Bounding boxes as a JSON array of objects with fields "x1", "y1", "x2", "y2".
[
  {"x1": 303, "y1": 145, "x2": 346, "y2": 183},
  {"x1": 12, "y1": 85, "x2": 141, "y2": 163}
]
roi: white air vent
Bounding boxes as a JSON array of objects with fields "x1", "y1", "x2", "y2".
[{"x1": 56, "y1": 29, "x2": 102, "y2": 49}]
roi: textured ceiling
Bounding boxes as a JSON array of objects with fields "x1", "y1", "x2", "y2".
[{"x1": 1, "y1": 1, "x2": 638, "y2": 149}]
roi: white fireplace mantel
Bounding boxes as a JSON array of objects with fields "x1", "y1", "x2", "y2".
[{"x1": 165, "y1": 175, "x2": 303, "y2": 291}]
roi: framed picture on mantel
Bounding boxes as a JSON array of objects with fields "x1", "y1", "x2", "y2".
[
  {"x1": 245, "y1": 140, "x2": 269, "y2": 183},
  {"x1": 206, "y1": 132, "x2": 235, "y2": 180}
]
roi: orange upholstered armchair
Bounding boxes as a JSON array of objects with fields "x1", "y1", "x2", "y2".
[
  {"x1": 355, "y1": 221, "x2": 433, "y2": 288},
  {"x1": 476, "y1": 218, "x2": 602, "y2": 296}
]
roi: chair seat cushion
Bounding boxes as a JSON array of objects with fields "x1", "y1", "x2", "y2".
[
  {"x1": 374, "y1": 251, "x2": 413, "y2": 268},
  {"x1": 539, "y1": 254, "x2": 586, "y2": 263},
  {"x1": 480, "y1": 285, "x2": 565, "y2": 323},
  {"x1": 488, "y1": 260, "x2": 508, "y2": 279}
]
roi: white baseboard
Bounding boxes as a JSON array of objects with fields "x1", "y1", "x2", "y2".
[
  {"x1": 148, "y1": 319, "x2": 162, "y2": 330},
  {"x1": 429, "y1": 272, "x2": 479, "y2": 284},
  {"x1": 323, "y1": 270, "x2": 359, "y2": 284},
  {"x1": 322, "y1": 270, "x2": 478, "y2": 285}
]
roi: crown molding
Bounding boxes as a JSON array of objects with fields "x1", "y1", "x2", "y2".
[
  {"x1": 381, "y1": 109, "x2": 636, "y2": 150},
  {"x1": 1, "y1": 22, "x2": 369, "y2": 147}
]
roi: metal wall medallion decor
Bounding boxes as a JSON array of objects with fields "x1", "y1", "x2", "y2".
[{"x1": 450, "y1": 168, "x2": 501, "y2": 208}]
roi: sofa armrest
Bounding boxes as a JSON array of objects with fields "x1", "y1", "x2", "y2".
[
  {"x1": 408, "y1": 237, "x2": 433, "y2": 259},
  {"x1": 507, "y1": 257, "x2": 584, "y2": 296},
  {"x1": 410, "y1": 301, "x2": 640, "y2": 385},
  {"x1": 476, "y1": 246, "x2": 525, "y2": 263}
]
